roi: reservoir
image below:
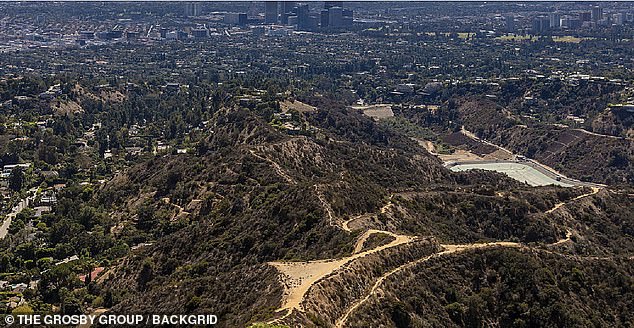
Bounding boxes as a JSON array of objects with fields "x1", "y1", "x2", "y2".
[{"x1": 449, "y1": 162, "x2": 574, "y2": 187}]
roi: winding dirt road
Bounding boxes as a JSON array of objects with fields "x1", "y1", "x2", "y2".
[
  {"x1": 336, "y1": 225, "x2": 587, "y2": 328},
  {"x1": 269, "y1": 232, "x2": 415, "y2": 314},
  {"x1": 341, "y1": 196, "x2": 393, "y2": 233},
  {"x1": 545, "y1": 187, "x2": 600, "y2": 214},
  {"x1": 268, "y1": 184, "x2": 606, "y2": 327},
  {"x1": 249, "y1": 149, "x2": 296, "y2": 185},
  {"x1": 335, "y1": 187, "x2": 602, "y2": 327},
  {"x1": 315, "y1": 185, "x2": 344, "y2": 230},
  {"x1": 335, "y1": 241, "x2": 523, "y2": 328},
  {"x1": 352, "y1": 230, "x2": 398, "y2": 254}
]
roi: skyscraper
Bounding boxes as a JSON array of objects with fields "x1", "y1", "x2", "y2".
[
  {"x1": 282, "y1": 1, "x2": 295, "y2": 15},
  {"x1": 532, "y1": 16, "x2": 550, "y2": 34},
  {"x1": 183, "y1": 3, "x2": 201, "y2": 17},
  {"x1": 265, "y1": 2, "x2": 278, "y2": 24},
  {"x1": 296, "y1": 3, "x2": 310, "y2": 30},
  {"x1": 342, "y1": 8, "x2": 353, "y2": 26},
  {"x1": 504, "y1": 15, "x2": 516, "y2": 32},
  {"x1": 591, "y1": 6, "x2": 603, "y2": 22},
  {"x1": 280, "y1": 1, "x2": 296, "y2": 25},
  {"x1": 224, "y1": 13, "x2": 248, "y2": 25},
  {"x1": 324, "y1": 1, "x2": 343, "y2": 10},
  {"x1": 549, "y1": 13, "x2": 561, "y2": 28},
  {"x1": 328, "y1": 6, "x2": 343, "y2": 28},
  {"x1": 320, "y1": 9, "x2": 329, "y2": 27}
]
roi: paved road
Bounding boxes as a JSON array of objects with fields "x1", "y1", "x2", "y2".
[
  {"x1": 0, "y1": 188, "x2": 37, "y2": 239},
  {"x1": 0, "y1": 199, "x2": 28, "y2": 239}
]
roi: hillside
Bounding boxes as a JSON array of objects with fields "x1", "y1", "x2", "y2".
[
  {"x1": 457, "y1": 99, "x2": 634, "y2": 185},
  {"x1": 1, "y1": 3, "x2": 634, "y2": 327},
  {"x1": 345, "y1": 248, "x2": 634, "y2": 327},
  {"x1": 90, "y1": 104, "x2": 634, "y2": 327}
]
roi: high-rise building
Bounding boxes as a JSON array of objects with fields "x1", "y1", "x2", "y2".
[
  {"x1": 614, "y1": 12, "x2": 626, "y2": 25},
  {"x1": 328, "y1": 6, "x2": 343, "y2": 28},
  {"x1": 504, "y1": 15, "x2": 516, "y2": 32},
  {"x1": 561, "y1": 16, "x2": 582, "y2": 29},
  {"x1": 549, "y1": 13, "x2": 561, "y2": 28},
  {"x1": 296, "y1": 4, "x2": 317, "y2": 30},
  {"x1": 282, "y1": 1, "x2": 295, "y2": 13},
  {"x1": 342, "y1": 8, "x2": 353, "y2": 26},
  {"x1": 224, "y1": 13, "x2": 248, "y2": 25},
  {"x1": 579, "y1": 12, "x2": 592, "y2": 22},
  {"x1": 532, "y1": 16, "x2": 550, "y2": 34},
  {"x1": 184, "y1": 3, "x2": 201, "y2": 17},
  {"x1": 280, "y1": 1, "x2": 296, "y2": 24},
  {"x1": 591, "y1": 6, "x2": 603, "y2": 22},
  {"x1": 296, "y1": 3, "x2": 310, "y2": 29},
  {"x1": 324, "y1": 1, "x2": 343, "y2": 10},
  {"x1": 265, "y1": 2, "x2": 278, "y2": 24},
  {"x1": 320, "y1": 9, "x2": 329, "y2": 27}
]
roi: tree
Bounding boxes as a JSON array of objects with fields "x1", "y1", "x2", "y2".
[
  {"x1": 137, "y1": 259, "x2": 154, "y2": 291},
  {"x1": 9, "y1": 167, "x2": 24, "y2": 192},
  {"x1": 390, "y1": 302, "x2": 412, "y2": 328}
]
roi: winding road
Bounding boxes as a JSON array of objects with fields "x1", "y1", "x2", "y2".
[
  {"x1": 267, "y1": 168, "x2": 607, "y2": 327},
  {"x1": 335, "y1": 241, "x2": 523, "y2": 328},
  {"x1": 269, "y1": 231, "x2": 415, "y2": 314},
  {"x1": 545, "y1": 187, "x2": 600, "y2": 214}
]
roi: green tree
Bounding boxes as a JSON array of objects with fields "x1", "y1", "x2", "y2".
[{"x1": 8, "y1": 167, "x2": 24, "y2": 192}]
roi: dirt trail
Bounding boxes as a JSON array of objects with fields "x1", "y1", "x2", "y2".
[
  {"x1": 267, "y1": 193, "x2": 410, "y2": 323},
  {"x1": 550, "y1": 230, "x2": 573, "y2": 246},
  {"x1": 380, "y1": 196, "x2": 394, "y2": 214},
  {"x1": 341, "y1": 217, "x2": 356, "y2": 232},
  {"x1": 334, "y1": 187, "x2": 603, "y2": 328},
  {"x1": 545, "y1": 187, "x2": 600, "y2": 214},
  {"x1": 353, "y1": 230, "x2": 399, "y2": 254},
  {"x1": 249, "y1": 149, "x2": 296, "y2": 184},
  {"x1": 315, "y1": 185, "x2": 343, "y2": 230},
  {"x1": 460, "y1": 126, "x2": 515, "y2": 156},
  {"x1": 269, "y1": 185, "x2": 609, "y2": 327},
  {"x1": 341, "y1": 213, "x2": 373, "y2": 232},
  {"x1": 573, "y1": 128, "x2": 632, "y2": 141},
  {"x1": 269, "y1": 232, "x2": 415, "y2": 314},
  {"x1": 335, "y1": 241, "x2": 523, "y2": 328},
  {"x1": 343, "y1": 196, "x2": 395, "y2": 244}
]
